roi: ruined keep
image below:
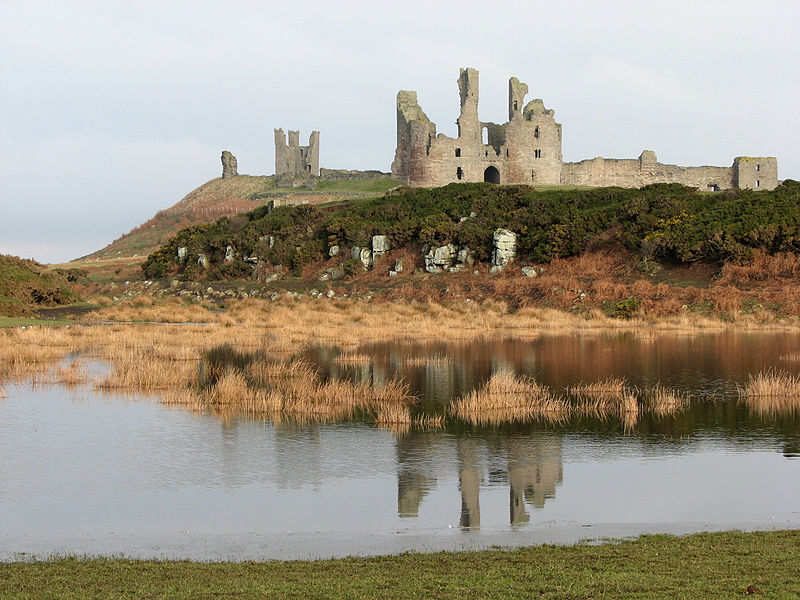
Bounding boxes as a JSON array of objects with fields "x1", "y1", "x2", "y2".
[
  {"x1": 393, "y1": 68, "x2": 778, "y2": 191},
  {"x1": 274, "y1": 128, "x2": 320, "y2": 178}
]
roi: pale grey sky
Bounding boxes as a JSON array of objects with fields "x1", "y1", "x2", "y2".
[{"x1": 1, "y1": 0, "x2": 798, "y2": 263}]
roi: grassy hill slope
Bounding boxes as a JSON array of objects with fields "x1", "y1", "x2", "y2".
[
  {"x1": 70, "y1": 176, "x2": 400, "y2": 282},
  {"x1": 0, "y1": 255, "x2": 79, "y2": 316}
]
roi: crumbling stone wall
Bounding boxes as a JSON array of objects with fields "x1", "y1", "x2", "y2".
[
  {"x1": 394, "y1": 68, "x2": 779, "y2": 191},
  {"x1": 274, "y1": 128, "x2": 319, "y2": 177}
]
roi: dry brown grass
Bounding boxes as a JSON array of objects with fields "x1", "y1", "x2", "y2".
[
  {"x1": 333, "y1": 352, "x2": 375, "y2": 365},
  {"x1": 738, "y1": 369, "x2": 800, "y2": 415},
  {"x1": 450, "y1": 370, "x2": 569, "y2": 426},
  {"x1": 568, "y1": 376, "x2": 629, "y2": 400},
  {"x1": 403, "y1": 354, "x2": 452, "y2": 367},
  {"x1": 646, "y1": 384, "x2": 689, "y2": 416}
]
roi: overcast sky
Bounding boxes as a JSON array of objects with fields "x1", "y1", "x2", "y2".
[{"x1": 1, "y1": 0, "x2": 798, "y2": 264}]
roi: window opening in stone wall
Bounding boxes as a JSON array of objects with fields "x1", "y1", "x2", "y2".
[
  {"x1": 535, "y1": 149, "x2": 542, "y2": 158},
  {"x1": 708, "y1": 183, "x2": 719, "y2": 191},
  {"x1": 534, "y1": 126, "x2": 540, "y2": 139},
  {"x1": 756, "y1": 180, "x2": 760, "y2": 187},
  {"x1": 756, "y1": 164, "x2": 761, "y2": 171},
  {"x1": 482, "y1": 127, "x2": 488, "y2": 145},
  {"x1": 506, "y1": 148, "x2": 509, "y2": 157},
  {"x1": 531, "y1": 170, "x2": 535, "y2": 181},
  {"x1": 457, "y1": 167, "x2": 463, "y2": 180},
  {"x1": 455, "y1": 148, "x2": 461, "y2": 157},
  {"x1": 484, "y1": 166, "x2": 500, "y2": 184},
  {"x1": 513, "y1": 101, "x2": 518, "y2": 111},
  {"x1": 485, "y1": 150, "x2": 488, "y2": 157}
]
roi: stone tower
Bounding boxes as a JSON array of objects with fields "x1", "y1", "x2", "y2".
[
  {"x1": 274, "y1": 129, "x2": 320, "y2": 177},
  {"x1": 220, "y1": 150, "x2": 238, "y2": 178}
]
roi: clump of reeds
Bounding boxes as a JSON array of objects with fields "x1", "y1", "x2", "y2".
[
  {"x1": 780, "y1": 353, "x2": 800, "y2": 363},
  {"x1": 568, "y1": 376, "x2": 628, "y2": 400},
  {"x1": 646, "y1": 384, "x2": 689, "y2": 416},
  {"x1": 403, "y1": 354, "x2": 452, "y2": 367},
  {"x1": 333, "y1": 352, "x2": 375, "y2": 365},
  {"x1": 740, "y1": 369, "x2": 800, "y2": 397},
  {"x1": 375, "y1": 403, "x2": 412, "y2": 426},
  {"x1": 738, "y1": 369, "x2": 800, "y2": 415},
  {"x1": 95, "y1": 355, "x2": 196, "y2": 390},
  {"x1": 450, "y1": 370, "x2": 568, "y2": 426}
]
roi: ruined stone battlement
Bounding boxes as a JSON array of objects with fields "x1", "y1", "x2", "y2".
[
  {"x1": 274, "y1": 128, "x2": 320, "y2": 178},
  {"x1": 393, "y1": 68, "x2": 778, "y2": 191}
]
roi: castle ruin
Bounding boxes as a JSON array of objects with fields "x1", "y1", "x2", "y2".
[
  {"x1": 274, "y1": 128, "x2": 320, "y2": 178},
  {"x1": 392, "y1": 68, "x2": 778, "y2": 191}
]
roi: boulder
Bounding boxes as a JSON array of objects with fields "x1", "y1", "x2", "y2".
[
  {"x1": 197, "y1": 253, "x2": 209, "y2": 269},
  {"x1": 177, "y1": 246, "x2": 187, "y2": 263},
  {"x1": 491, "y1": 229, "x2": 517, "y2": 272},
  {"x1": 221, "y1": 151, "x2": 238, "y2": 178},
  {"x1": 521, "y1": 266, "x2": 538, "y2": 277},
  {"x1": 329, "y1": 245, "x2": 340, "y2": 257},
  {"x1": 372, "y1": 235, "x2": 390, "y2": 261},
  {"x1": 424, "y1": 244, "x2": 457, "y2": 273},
  {"x1": 394, "y1": 258, "x2": 404, "y2": 273},
  {"x1": 224, "y1": 246, "x2": 234, "y2": 263},
  {"x1": 359, "y1": 247, "x2": 372, "y2": 269}
]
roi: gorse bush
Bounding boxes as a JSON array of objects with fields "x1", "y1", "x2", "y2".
[{"x1": 142, "y1": 180, "x2": 800, "y2": 280}]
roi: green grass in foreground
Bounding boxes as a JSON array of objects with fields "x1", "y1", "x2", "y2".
[
  {"x1": 0, "y1": 316, "x2": 72, "y2": 327},
  {"x1": 1, "y1": 531, "x2": 798, "y2": 599}
]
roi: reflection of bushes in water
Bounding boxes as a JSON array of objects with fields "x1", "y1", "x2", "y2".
[{"x1": 199, "y1": 344, "x2": 257, "y2": 386}]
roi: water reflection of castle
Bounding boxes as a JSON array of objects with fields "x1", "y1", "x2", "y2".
[{"x1": 397, "y1": 432, "x2": 563, "y2": 528}]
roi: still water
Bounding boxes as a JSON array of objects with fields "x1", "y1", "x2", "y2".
[{"x1": 2, "y1": 332, "x2": 799, "y2": 560}]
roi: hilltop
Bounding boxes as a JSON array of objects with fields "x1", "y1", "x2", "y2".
[{"x1": 66, "y1": 175, "x2": 399, "y2": 280}]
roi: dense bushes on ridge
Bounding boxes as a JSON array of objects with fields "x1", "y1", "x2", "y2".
[{"x1": 142, "y1": 180, "x2": 800, "y2": 280}]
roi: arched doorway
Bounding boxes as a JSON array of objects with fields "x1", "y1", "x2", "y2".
[{"x1": 484, "y1": 166, "x2": 500, "y2": 184}]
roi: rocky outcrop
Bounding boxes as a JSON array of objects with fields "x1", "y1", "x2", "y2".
[
  {"x1": 221, "y1": 151, "x2": 238, "y2": 179},
  {"x1": 372, "y1": 235, "x2": 390, "y2": 262},
  {"x1": 197, "y1": 253, "x2": 209, "y2": 269},
  {"x1": 224, "y1": 246, "x2": 234, "y2": 263},
  {"x1": 490, "y1": 229, "x2": 517, "y2": 273}
]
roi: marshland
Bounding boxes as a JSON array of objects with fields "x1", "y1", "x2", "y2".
[{"x1": 1, "y1": 300, "x2": 799, "y2": 561}]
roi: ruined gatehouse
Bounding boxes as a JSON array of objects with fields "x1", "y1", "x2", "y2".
[{"x1": 392, "y1": 68, "x2": 778, "y2": 191}]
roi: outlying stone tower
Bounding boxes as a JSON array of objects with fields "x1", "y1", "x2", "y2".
[
  {"x1": 220, "y1": 150, "x2": 238, "y2": 178},
  {"x1": 274, "y1": 129, "x2": 320, "y2": 177},
  {"x1": 393, "y1": 68, "x2": 779, "y2": 191}
]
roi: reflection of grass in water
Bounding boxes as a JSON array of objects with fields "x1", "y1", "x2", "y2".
[
  {"x1": 779, "y1": 352, "x2": 800, "y2": 363},
  {"x1": 738, "y1": 369, "x2": 800, "y2": 416}
]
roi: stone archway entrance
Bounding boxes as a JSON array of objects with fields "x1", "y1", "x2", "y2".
[{"x1": 484, "y1": 165, "x2": 500, "y2": 184}]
